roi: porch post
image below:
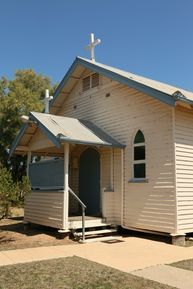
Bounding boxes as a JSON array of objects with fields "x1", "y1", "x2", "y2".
[
  {"x1": 26, "y1": 151, "x2": 31, "y2": 177},
  {"x1": 63, "y1": 143, "x2": 69, "y2": 230}
]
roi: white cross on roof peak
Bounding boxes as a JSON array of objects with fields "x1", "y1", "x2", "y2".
[
  {"x1": 85, "y1": 33, "x2": 101, "y2": 62},
  {"x1": 44, "y1": 89, "x2": 53, "y2": 114}
]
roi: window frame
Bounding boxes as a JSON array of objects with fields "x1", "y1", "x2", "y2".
[
  {"x1": 82, "y1": 73, "x2": 100, "y2": 92},
  {"x1": 82, "y1": 76, "x2": 91, "y2": 92},
  {"x1": 91, "y1": 73, "x2": 99, "y2": 88},
  {"x1": 132, "y1": 130, "x2": 147, "y2": 181}
]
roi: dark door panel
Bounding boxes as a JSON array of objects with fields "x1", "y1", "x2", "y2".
[{"x1": 79, "y1": 148, "x2": 100, "y2": 216}]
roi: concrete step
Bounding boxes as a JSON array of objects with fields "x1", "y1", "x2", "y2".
[
  {"x1": 74, "y1": 228, "x2": 117, "y2": 237},
  {"x1": 68, "y1": 217, "x2": 108, "y2": 229},
  {"x1": 69, "y1": 216, "x2": 119, "y2": 243}
]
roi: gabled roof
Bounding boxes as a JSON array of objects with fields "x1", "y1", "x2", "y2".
[
  {"x1": 9, "y1": 112, "x2": 124, "y2": 156},
  {"x1": 50, "y1": 57, "x2": 193, "y2": 113}
]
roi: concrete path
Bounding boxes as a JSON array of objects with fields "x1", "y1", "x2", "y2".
[
  {"x1": 133, "y1": 265, "x2": 193, "y2": 289},
  {"x1": 1, "y1": 237, "x2": 193, "y2": 272},
  {"x1": 1, "y1": 237, "x2": 193, "y2": 288}
]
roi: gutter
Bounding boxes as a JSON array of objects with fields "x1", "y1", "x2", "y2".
[{"x1": 57, "y1": 134, "x2": 125, "y2": 148}]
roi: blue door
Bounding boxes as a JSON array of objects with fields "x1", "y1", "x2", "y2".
[{"x1": 79, "y1": 148, "x2": 100, "y2": 216}]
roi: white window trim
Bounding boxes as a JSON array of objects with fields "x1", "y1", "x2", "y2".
[{"x1": 131, "y1": 132, "x2": 147, "y2": 181}]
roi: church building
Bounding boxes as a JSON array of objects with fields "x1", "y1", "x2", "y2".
[{"x1": 10, "y1": 35, "x2": 193, "y2": 245}]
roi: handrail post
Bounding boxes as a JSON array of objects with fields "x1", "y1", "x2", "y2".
[
  {"x1": 68, "y1": 187, "x2": 86, "y2": 243},
  {"x1": 82, "y1": 207, "x2": 86, "y2": 243}
]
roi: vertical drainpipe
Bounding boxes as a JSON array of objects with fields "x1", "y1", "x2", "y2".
[{"x1": 63, "y1": 143, "x2": 69, "y2": 230}]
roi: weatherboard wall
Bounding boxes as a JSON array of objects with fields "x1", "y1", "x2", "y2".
[
  {"x1": 59, "y1": 74, "x2": 176, "y2": 234},
  {"x1": 175, "y1": 107, "x2": 193, "y2": 234},
  {"x1": 25, "y1": 191, "x2": 63, "y2": 229}
]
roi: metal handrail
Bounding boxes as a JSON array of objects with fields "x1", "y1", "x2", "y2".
[{"x1": 68, "y1": 187, "x2": 86, "y2": 243}]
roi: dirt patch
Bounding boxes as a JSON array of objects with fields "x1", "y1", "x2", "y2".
[
  {"x1": 0, "y1": 215, "x2": 75, "y2": 251},
  {"x1": 185, "y1": 239, "x2": 193, "y2": 247}
]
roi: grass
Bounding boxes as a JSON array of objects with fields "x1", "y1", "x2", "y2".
[
  {"x1": 170, "y1": 258, "x2": 193, "y2": 272},
  {"x1": 0, "y1": 256, "x2": 176, "y2": 289}
]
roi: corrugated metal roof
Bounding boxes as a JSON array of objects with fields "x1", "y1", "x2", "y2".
[
  {"x1": 78, "y1": 57, "x2": 193, "y2": 101},
  {"x1": 31, "y1": 112, "x2": 123, "y2": 147},
  {"x1": 50, "y1": 57, "x2": 193, "y2": 113},
  {"x1": 10, "y1": 112, "x2": 124, "y2": 156}
]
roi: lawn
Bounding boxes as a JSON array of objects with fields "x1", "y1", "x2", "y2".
[
  {"x1": 170, "y1": 258, "x2": 193, "y2": 272},
  {"x1": 0, "y1": 256, "x2": 176, "y2": 289}
]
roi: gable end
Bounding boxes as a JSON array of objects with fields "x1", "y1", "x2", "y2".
[{"x1": 50, "y1": 57, "x2": 193, "y2": 113}]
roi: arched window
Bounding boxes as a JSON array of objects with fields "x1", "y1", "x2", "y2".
[{"x1": 133, "y1": 130, "x2": 146, "y2": 179}]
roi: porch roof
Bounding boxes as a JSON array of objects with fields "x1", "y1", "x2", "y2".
[{"x1": 10, "y1": 112, "x2": 124, "y2": 156}]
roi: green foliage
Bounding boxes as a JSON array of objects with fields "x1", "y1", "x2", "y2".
[
  {"x1": 0, "y1": 69, "x2": 56, "y2": 216},
  {"x1": 0, "y1": 165, "x2": 31, "y2": 218},
  {"x1": 15, "y1": 176, "x2": 31, "y2": 206},
  {"x1": 0, "y1": 69, "x2": 56, "y2": 180},
  {"x1": 0, "y1": 166, "x2": 15, "y2": 218}
]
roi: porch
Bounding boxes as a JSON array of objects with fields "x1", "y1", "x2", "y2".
[
  {"x1": 10, "y1": 112, "x2": 124, "y2": 240},
  {"x1": 24, "y1": 145, "x2": 122, "y2": 232}
]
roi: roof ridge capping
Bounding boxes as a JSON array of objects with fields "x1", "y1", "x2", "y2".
[
  {"x1": 50, "y1": 56, "x2": 193, "y2": 111},
  {"x1": 77, "y1": 56, "x2": 193, "y2": 95}
]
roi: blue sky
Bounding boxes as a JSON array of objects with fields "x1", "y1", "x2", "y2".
[{"x1": 1, "y1": 0, "x2": 193, "y2": 91}]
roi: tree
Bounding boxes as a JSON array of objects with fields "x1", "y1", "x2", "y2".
[
  {"x1": 0, "y1": 165, "x2": 31, "y2": 218},
  {"x1": 0, "y1": 165, "x2": 15, "y2": 218},
  {"x1": 0, "y1": 69, "x2": 56, "y2": 180}
]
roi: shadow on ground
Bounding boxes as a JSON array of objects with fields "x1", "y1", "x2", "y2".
[
  {"x1": 0, "y1": 217, "x2": 75, "y2": 250},
  {"x1": 118, "y1": 227, "x2": 172, "y2": 245},
  {"x1": 0, "y1": 217, "x2": 62, "y2": 238}
]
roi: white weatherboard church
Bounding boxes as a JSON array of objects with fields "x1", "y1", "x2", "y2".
[{"x1": 10, "y1": 34, "x2": 193, "y2": 245}]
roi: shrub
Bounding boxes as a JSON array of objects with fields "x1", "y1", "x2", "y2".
[
  {"x1": 0, "y1": 166, "x2": 15, "y2": 218},
  {"x1": 0, "y1": 166, "x2": 31, "y2": 218},
  {"x1": 15, "y1": 176, "x2": 31, "y2": 207}
]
